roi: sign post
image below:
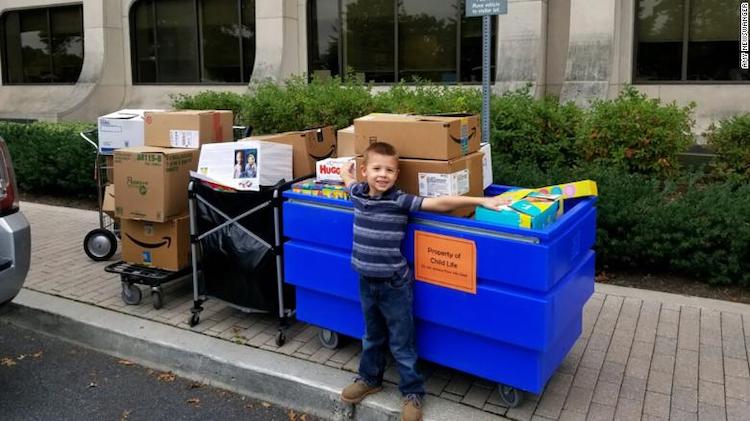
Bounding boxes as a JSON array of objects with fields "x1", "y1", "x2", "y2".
[{"x1": 465, "y1": 0, "x2": 507, "y2": 145}]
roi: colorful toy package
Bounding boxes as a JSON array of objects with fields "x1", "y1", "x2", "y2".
[
  {"x1": 292, "y1": 180, "x2": 349, "y2": 200},
  {"x1": 475, "y1": 192, "x2": 563, "y2": 230}
]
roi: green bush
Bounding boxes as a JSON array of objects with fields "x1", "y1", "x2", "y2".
[
  {"x1": 704, "y1": 114, "x2": 750, "y2": 178},
  {"x1": 372, "y1": 82, "x2": 482, "y2": 115},
  {"x1": 490, "y1": 89, "x2": 583, "y2": 171},
  {"x1": 577, "y1": 86, "x2": 695, "y2": 177},
  {"x1": 240, "y1": 75, "x2": 374, "y2": 134},
  {"x1": 0, "y1": 121, "x2": 96, "y2": 196},
  {"x1": 170, "y1": 91, "x2": 250, "y2": 125}
]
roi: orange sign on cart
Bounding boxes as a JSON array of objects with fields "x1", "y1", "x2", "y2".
[{"x1": 414, "y1": 230, "x2": 477, "y2": 294}]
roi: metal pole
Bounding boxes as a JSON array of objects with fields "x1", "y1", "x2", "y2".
[{"x1": 482, "y1": 15, "x2": 491, "y2": 145}]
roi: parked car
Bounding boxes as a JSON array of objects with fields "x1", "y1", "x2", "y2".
[{"x1": 0, "y1": 137, "x2": 30, "y2": 305}]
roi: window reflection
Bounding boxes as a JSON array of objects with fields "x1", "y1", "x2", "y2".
[
  {"x1": 130, "y1": 0, "x2": 255, "y2": 84},
  {"x1": 308, "y1": 0, "x2": 495, "y2": 84},
  {"x1": 1, "y1": 5, "x2": 83, "y2": 84},
  {"x1": 635, "y1": 0, "x2": 749, "y2": 82}
]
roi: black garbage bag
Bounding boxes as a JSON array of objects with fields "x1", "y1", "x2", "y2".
[{"x1": 193, "y1": 180, "x2": 294, "y2": 315}]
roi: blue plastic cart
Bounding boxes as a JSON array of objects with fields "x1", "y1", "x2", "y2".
[{"x1": 282, "y1": 185, "x2": 596, "y2": 407}]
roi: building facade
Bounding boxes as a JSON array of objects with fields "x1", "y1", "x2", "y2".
[{"x1": 0, "y1": 0, "x2": 747, "y2": 132}]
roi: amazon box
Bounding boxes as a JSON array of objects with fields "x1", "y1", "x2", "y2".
[
  {"x1": 102, "y1": 184, "x2": 115, "y2": 217},
  {"x1": 121, "y1": 215, "x2": 190, "y2": 271},
  {"x1": 253, "y1": 126, "x2": 336, "y2": 178},
  {"x1": 144, "y1": 110, "x2": 233, "y2": 148},
  {"x1": 337, "y1": 125, "x2": 356, "y2": 157},
  {"x1": 113, "y1": 147, "x2": 199, "y2": 222},
  {"x1": 354, "y1": 113, "x2": 480, "y2": 160},
  {"x1": 356, "y1": 151, "x2": 484, "y2": 217}
]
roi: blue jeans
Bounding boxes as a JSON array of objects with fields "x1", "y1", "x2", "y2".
[{"x1": 357, "y1": 272, "x2": 425, "y2": 397}]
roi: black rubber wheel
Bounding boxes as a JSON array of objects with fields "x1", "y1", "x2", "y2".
[
  {"x1": 497, "y1": 384, "x2": 523, "y2": 408},
  {"x1": 151, "y1": 290, "x2": 163, "y2": 310},
  {"x1": 83, "y1": 229, "x2": 117, "y2": 261},
  {"x1": 188, "y1": 312, "x2": 200, "y2": 327},
  {"x1": 121, "y1": 282, "x2": 142, "y2": 305},
  {"x1": 275, "y1": 330, "x2": 286, "y2": 346},
  {"x1": 318, "y1": 329, "x2": 339, "y2": 350}
]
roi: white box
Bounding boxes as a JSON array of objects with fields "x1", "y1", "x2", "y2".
[
  {"x1": 195, "y1": 140, "x2": 293, "y2": 191},
  {"x1": 97, "y1": 109, "x2": 163, "y2": 155},
  {"x1": 480, "y1": 143, "x2": 493, "y2": 189},
  {"x1": 316, "y1": 157, "x2": 356, "y2": 183}
]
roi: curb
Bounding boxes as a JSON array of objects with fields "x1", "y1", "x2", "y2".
[{"x1": 3, "y1": 289, "x2": 506, "y2": 421}]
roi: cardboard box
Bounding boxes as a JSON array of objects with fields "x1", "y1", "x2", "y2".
[
  {"x1": 337, "y1": 125, "x2": 356, "y2": 157},
  {"x1": 144, "y1": 110, "x2": 233, "y2": 148},
  {"x1": 97, "y1": 109, "x2": 163, "y2": 154},
  {"x1": 354, "y1": 113, "x2": 480, "y2": 160},
  {"x1": 102, "y1": 184, "x2": 115, "y2": 217},
  {"x1": 480, "y1": 143, "x2": 493, "y2": 189},
  {"x1": 316, "y1": 157, "x2": 356, "y2": 183},
  {"x1": 195, "y1": 140, "x2": 293, "y2": 191},
  {"x1": 356, "y1": 151, "x2": 484, "y2": 217},
  {"x1": 253, "y1": 126, "x2": 336, "y2": 178},
  {"x1": 114, "y1": 147, "x2": 199, "y2": 222},
  {"x1": 475, "y1": 192, "x2": 563, "y2": 230},
  {"x1": 121, "y1": 215, "x2": 190, "y2": 271}
]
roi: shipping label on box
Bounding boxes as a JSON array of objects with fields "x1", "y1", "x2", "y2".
[
  {"x1": 114, "y1": 147, "x2": 199, "y2": 222},
  {"x1": 121, "y1": 215, "x2": 190, "y2": 271},
  {"x1": 480, "y1": 143, "x2": 493, "y2": 189},
  {"x1": 98, "y1": 109, "x2": 164, "y2": 154},
  {"x1": 169, "y1": 130, "x2": 201, "y2": 148},
  {"x1": 196, "y1": 140, "x2": 293, "y2": 191},
  {"x1": 418, "y1": 169, "x2": 470, "y2": 197},
  {"x1": 316, "y1": 157, "x2": 356, "y2": 182}
]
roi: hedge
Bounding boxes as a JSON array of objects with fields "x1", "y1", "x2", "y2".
[{"x1": 0, "y1": 121, "x2": 96, "y2": 196}]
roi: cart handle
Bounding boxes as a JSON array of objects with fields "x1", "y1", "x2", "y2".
[{"x1": 80, "y1": 129, "x2": 98, "y2": 151}]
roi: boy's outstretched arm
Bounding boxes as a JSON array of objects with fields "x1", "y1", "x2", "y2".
[
  {"x1": 421, "y1": 194, "x2": 512, "y2": 213},
  {"x1": 340, "y1": 160, "x2": 357, "y2": 188}
]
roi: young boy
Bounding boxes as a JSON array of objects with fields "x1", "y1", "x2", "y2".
[{"x1": 339, "y1": 142, "x2": 509, "y2": 421}]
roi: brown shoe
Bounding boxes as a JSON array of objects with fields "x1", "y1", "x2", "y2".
[
  {"x1": 401, "y1": 394, "x2": 423, "y2": 421},
  {"x1": 341, "y1": 378, "x2": 383, "y2": 403}
]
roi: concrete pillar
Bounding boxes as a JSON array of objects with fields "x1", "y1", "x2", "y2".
[
  {"x1": 560, "y1": 0, "x2": 617, "y2": 106},
  {"x1": 494, "y1": 0, "x2": 548, "y2": 98},
  {"x1": 251, "y1": 0, "x2": 303, "y2": 82}
]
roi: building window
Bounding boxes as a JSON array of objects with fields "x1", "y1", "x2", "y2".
[
  {"x1": 307, "y1": 0, "x2": 496, "y2": 83},
  {"x1": 130, "y1": 0, "x2": 255, "y2": 84},
  {"x1": 635, "y1": 0, "x2": 750, "y2": 82},
  {"x1": 1, "y1": 5, "x2": 84, "y2": 84}
]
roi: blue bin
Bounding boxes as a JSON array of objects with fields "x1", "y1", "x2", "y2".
[{"x1": 282, "y1": 185, "x2": 596, "y2": 394}]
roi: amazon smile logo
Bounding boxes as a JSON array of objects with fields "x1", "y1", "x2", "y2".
[
  {"x1": 308, "y1": 144, "x2": 335, "y2": 160},
  {"x1": 449, "y1": 126, "x2": 477, "y2": 144},
  {"x1": 126, "y1": 234, "x2": 172, "y2": 249}
]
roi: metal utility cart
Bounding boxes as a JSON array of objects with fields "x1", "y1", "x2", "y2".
[
  {"x1": 105, "y1": 261, "x2": 191, "y2": 309},
  {"x1": 186, "y1": 177, "x2": 301, "y2": 346},
  {"x1": 80, "y1": 129, "x2": 118, "y2": 261},
  {"x1": 281, "y1": 184, "x2": 597, "y2": 407}
]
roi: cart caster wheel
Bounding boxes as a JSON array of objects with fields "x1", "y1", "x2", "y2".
[
  {"x1": 318, "y1": 329, "x2": 339, "y2": 350},
  {"x1": 188, "y1": 312, "x2": 200, "y2": 327},
  {"x1": 121, "y1": 283, "x2": 142, "y2": 305},
  {"x1": 275, "y1": 330, "x2": 286, "y2": 347},
  {"x1": 151, "y1": 290, "x2": 164, "y2": 310},
  {"x1": 83, "y1": 229, "x2": 117, "y2": 261},
  {"x1": 497, "y1": 384, "x2": 523, "y2": 408}
]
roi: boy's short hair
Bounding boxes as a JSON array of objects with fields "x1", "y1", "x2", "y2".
[{"x1": 363, "y1": 142, "x2": 399, "y2": 164}]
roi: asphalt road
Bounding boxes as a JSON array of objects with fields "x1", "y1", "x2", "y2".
[{"x1": 0, "y1": 320, "x2": 320, "y2": 421}]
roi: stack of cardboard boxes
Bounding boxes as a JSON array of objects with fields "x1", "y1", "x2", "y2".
[
  {"x1": 112, "y1": 110, "x2": 233, "y2": 271},
  {"x1": 351, "y1": 113, "x2": 486, "y2": 217}
]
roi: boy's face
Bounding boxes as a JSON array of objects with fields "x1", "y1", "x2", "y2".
[
  {"x1": 247, "y1": 154, "x2": 255, "y2": 165},
  {"x1": 361, "y1": 152, "x2": 399, "y2": 196}
]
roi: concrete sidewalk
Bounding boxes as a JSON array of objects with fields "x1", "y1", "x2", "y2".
[{"x1": 10, "y1": 201, "x2": 750, "y2": 420}]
